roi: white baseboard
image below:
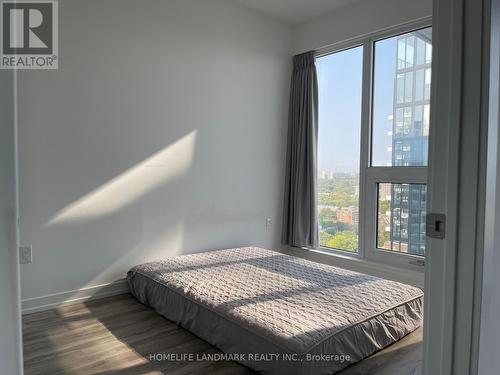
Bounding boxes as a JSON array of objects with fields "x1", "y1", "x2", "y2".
[{"x1": 22, "y1": 280, "x2": 129, "y2": 315}]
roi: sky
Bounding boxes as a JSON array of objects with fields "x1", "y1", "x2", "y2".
[{"x1": 317, "y1": 38, "x2": 397, "y2": 173}]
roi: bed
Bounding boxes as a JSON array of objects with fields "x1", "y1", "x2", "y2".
[{"x1": 127, "y1": 247, "x2": 423, "y2": 374}]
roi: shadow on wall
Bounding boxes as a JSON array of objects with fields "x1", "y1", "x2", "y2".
[
  {"x1": 23, "y1": 123, "x2": 279, "y2": 308},
  {"x1": 29, "y1": 131, "x2": 200, "y2": 307}
]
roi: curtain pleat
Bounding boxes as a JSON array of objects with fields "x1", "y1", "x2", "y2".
[{"x1": 282, "y1": 51, "x2": 319, "y2": 248}]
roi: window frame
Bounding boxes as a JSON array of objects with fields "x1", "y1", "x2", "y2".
[{"x1": 314, "y1": 18, "x2": 432, "y2": 271}]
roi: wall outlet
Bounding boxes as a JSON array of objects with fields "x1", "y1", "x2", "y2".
[
  {"x1": 19, "y1": 246, "x2": 33, "y2": 264},
  {"x1": 266, "y1": 218, "x2": 272, "y2": 231}
]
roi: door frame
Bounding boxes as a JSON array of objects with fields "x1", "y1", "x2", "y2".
[{"x1": 423, "y1": 0, "x2": 491, "y2": 373}]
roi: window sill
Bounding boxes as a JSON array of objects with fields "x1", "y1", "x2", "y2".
[{"x1": 284, "y1": 246, "x2": 424, "y2": 288}]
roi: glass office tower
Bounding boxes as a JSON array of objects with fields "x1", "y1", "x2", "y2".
[{"x1": 389, "y1": 29, "x2": 432, "y2": 256}]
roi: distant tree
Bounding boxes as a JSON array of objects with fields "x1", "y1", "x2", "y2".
[
  {"x1": 335, "y1": 222, "x2": 353, "y2": 232},
  {"x1": 320, "y1": 232, "x2": 334, "y2": 247},
  {"x1": 376, "y1": 201, "x2": 391, "y2": 248},
  {"x1": 332, "y1": 192, "x2": 357, "y2": 207},
  {"x1": 377, "y1": 231, "x2": 390, "y2": 249},
  {"x1": 378, "y1": 200, "x2": 391, "y2": 214},
  {"x1": 317, "y1": 173, "x2": 359, "y2": 207},
  {"x1": 324, "y1": 222, "x2": 354, "y2": 236},
  {"x1": 326, "y1": 231, "x2": 358, "y2": 252},
  {"x1": 377, "y1": 228, "x2": 390, "y2": 248},
  {"x1": 325, "y1": 227, "x2": 336, "y2": 235},
  {"x1": 318, "y1": 208, "x2": 335, "y2": 229}
]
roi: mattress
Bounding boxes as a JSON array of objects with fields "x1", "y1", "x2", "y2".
[{"x1": 127, "y1": 247, "x2": 423, "y2": 374}]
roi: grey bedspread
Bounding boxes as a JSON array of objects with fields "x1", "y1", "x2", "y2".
[{"x1": 127, "y1": 247, "x2": 423, "y2": 374}]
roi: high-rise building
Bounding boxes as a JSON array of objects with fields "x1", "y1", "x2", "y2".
[{"x1": 389, "y1": 29, "x2": 432, "y2": 256}]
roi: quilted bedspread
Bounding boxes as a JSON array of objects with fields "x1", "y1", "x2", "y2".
[{"x1": 128, "y1": 247, "x2": 423, "y2": 354}]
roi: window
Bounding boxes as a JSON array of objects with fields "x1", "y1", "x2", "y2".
[
  {"x1": 317, "y1": 47, "x2": 363, "y2": 252},
  {"x1": 372, "y1": 27, "x2": 432, "y2": 167},
  {"x1": 377, "y1": 183, "x2": 427, "y2": 256},
  {"x1": 316, "y1": 25, "x2": 432, "y2": 266}
]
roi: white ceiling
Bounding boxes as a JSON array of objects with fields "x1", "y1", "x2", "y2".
[{"x1": 231, "y1": 0, "x2": 361, "y2": 25}]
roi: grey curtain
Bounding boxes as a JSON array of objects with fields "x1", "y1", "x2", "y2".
[{"x1": 282, "y1": 51, "x2": 319, "y2": 248}]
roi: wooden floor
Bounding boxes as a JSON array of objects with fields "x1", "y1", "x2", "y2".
[{"x1": 23, "y1": 294, "x2": 422, "y2": 375}]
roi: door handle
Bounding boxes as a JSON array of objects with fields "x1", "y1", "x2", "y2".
[{"x1": 426, "y1": 213, "x2": 446, "y2": 239}]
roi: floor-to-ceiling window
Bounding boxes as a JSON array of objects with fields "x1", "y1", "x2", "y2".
[{"x1": 316, "y1": 25, "x2": 432, "y2": 268}]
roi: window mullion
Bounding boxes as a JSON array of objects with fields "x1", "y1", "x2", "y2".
[
  {"x1": 365, "y1": 167, "x2": 428, "y2": 183},
  {"x1": 358, "y1": 40, "x2": 374, "y2": 260}
]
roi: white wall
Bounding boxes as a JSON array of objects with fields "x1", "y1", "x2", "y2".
[
  {"x1": 0, "y1": 71, "x2": 23, "y2": 373},
  {"x1": 18, "y1": 0, "x2": 292, "y2": 309},
  {"x1": 293, "y1": 0, "x2": 432, "y2": 53}
]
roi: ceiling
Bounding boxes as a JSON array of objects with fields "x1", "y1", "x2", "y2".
[{"x1": 231, "y1": 0, "x2": 361, "y2": 25}]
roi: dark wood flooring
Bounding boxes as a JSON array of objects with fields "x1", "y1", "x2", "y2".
[{"x1": 23, "y1": 294, "x2": 422, "y2": 375}]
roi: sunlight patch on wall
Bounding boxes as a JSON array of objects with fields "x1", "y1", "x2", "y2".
[{"x1": 45, "y1": 131, "x2": 197, "y2": 225}]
